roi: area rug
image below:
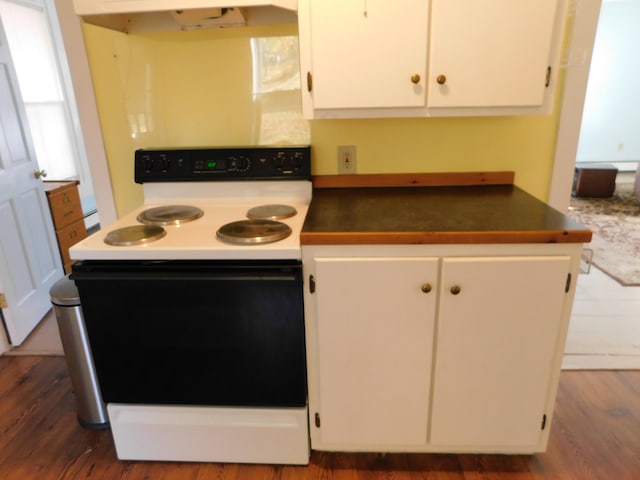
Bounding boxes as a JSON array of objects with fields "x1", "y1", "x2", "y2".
[{"x1": 568, "y1": 181, "x2": 640, "y2": 286}]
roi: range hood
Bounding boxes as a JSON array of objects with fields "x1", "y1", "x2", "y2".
[{"x1": 73, "y1": 0, "x2": 297, "y2": 32}]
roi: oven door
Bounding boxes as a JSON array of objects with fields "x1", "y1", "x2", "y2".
[{"x1": 71, "y1": 260, "x2": 307, "y2": 407}]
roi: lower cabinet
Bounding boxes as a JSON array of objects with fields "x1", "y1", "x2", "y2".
[
  {"x1": 302, "y1": 245, "x2": 579, "y2": 453},
  {"x1": 312, "y1": 257, "x2": 438, "y2": 447}
]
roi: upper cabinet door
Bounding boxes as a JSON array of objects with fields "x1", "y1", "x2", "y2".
[
  {"x1": 427, "y1": 0, "x2": 559, "y2": 110},
  {"x1": 299, "y1": 0, "x2": 430, "y2": 116}
]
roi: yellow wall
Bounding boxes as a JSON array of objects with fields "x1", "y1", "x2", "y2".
[{"x1": 83, "y1": 23, "x2": 562, "y2": 217}]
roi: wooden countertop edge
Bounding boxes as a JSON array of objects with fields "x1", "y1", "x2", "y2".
[
  {"x1": 311, "y1": 171, "x2": 515, "y2": 188},
  {"x1": 300, "y1": 230, "x2": 593, "y2": 245}
]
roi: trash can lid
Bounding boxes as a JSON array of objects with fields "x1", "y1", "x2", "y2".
[{"x1": 50, "y1": 275, "x2": 80, "y2": 306}]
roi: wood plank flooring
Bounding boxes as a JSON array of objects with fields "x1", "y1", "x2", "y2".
[
  {"x1": 564, "y1": 266, "x2": 640, "y2": 369},
  {"x1": 1, "y1": 356, "x2": 639, "y2": 479}
]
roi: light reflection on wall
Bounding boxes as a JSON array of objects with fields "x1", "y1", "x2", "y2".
[{"x1": 250, "y1": 36, "x2": 310, "y2": 145}]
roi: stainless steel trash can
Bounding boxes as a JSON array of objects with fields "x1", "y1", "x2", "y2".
[{"x1": 50, "y1": 275, "x2": 109, "y2": 429}]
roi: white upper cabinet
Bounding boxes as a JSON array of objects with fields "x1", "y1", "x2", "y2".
[
  {"x1": 298, "y1": 0, "x2": 430, "y2": 115},
  {"x1": 427, "y1": 0, "x2": 560, "y2": 115},
  {"x1": 298, "y1": 0, "x2": 567, "y2": 118}
]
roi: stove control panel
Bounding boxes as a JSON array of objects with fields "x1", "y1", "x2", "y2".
[{"x1": 135, "y1": 146, "x2": 311, "y2": 183}]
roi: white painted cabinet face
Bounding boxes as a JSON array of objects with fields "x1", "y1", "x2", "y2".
[
  {"x1": 303, "y1": 246, "x2": 577, "y2": 453},
  {"x1": 430, "y1": 256, "x2": 571, "y2": 448},
  {"x1": 311, "y1": 257, "x2": 438, "y2": 448},
  {"x1": 427, "y1": 0, "x2": 559, "y2": 110},
  {"x1": 303, "y1": 0, "x2": 429, "y2": 110},
  {"x1": 298, "y1": 0, "x2": 565, "y2": 118}
]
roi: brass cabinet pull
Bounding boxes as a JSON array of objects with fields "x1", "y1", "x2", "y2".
[
  {"x1": 411, "y1": 74, "x2": 421, "y2": 85},
  {"x1": 450, "y1": 285, "x2": 461, "y2": 295},
  {"x1": 436, "y1": 74, "x2": 447, "y2": 85},
  {"x1": 421, "y1": 283, "x2": 432, "y2": 293}
]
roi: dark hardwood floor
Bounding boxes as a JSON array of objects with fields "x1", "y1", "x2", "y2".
[{"x1": 1, "y1": 355, "x2": 639, "y2": 479}]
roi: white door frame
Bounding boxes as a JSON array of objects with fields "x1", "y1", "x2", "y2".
[
  {"x1": 549, "y1": 0, "x2": 602, "y2": 211},
  {"x1": 53, "y1": 0, "x2": 116, "y2": 226}
]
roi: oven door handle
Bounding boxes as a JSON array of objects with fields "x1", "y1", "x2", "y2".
[{"x1": 71, "y1": 271, "x2": 299, "y2": 282}]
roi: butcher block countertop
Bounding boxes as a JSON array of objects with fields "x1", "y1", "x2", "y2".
[{"x1": 301, "y1": 172, "x2": 592, "y2": 245}]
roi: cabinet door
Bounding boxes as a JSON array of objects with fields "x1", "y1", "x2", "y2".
[
  {"x1": 428, "y1": 0, "x2": 558, "y2": 108},
  {"x1": 313, "y1": 257, "x2": 438, "y2": 447},
  {"x1": 303, "y1": 0, "x2": 429, "y2": 110},
  {"x1": 430, "y1": 256, "x2": 570, "y2": 447}
]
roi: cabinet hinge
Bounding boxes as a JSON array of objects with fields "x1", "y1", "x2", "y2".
[
  {"x1": 541, "y1": 414, "x2": 547, "y2": 431},
  {"x1": 545, "y1": 66, "x2": 552, "y2": 87},
  {"x1": 309, "y1": 275, "x2": 316, "y2": 294},
  {"x1": 315, "y1": 412, "x2": 321, "y2": 428},
  {"x1": 565, "y1": 273, "x2": 572, "y2": 293},
  {"x1": 306, "y1": 71, "x2": 313, "y2": 92},
  {"x1": 0, "y1": 293, "x2": 7, "y2": 309}
]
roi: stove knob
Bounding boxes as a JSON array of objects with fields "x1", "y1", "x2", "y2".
[
  {"x1": 293, "y1": 152, "x2": 303, "y2": 170},
  {"x1": 237, "y1": 156, "x2": 250, "y2": 171},
  {"x1": 274, "y1": 152, "x2": 285, "y2": 170},
  {"x1": 143, "y1": 156, "x2": 154, "y2": 171},
  {"x1": 160, "y1": 155, "x2": 170, "y2": 171}
]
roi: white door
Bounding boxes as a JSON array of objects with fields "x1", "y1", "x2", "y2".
[{"x1": 0, "y1": 21, "x2": 63, "y2": 347}]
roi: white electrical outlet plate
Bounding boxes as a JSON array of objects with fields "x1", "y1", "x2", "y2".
[{"x1": 338, "y1": 145, "x2": 356, "y2": 174}]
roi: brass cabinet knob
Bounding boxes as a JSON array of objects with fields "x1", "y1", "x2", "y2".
[
  {"x1": 33, "y1": 169, "x2": 47, "y2": 179},
  {"x1": 421, "y1": 283, "x2": 432, "y2": 293},
  {"x1": 411, "y1": 74, "x2": 421, "y2": 84},
  {"x1": 436, "y1": 74, "x2": 447, "y2": 85},
  {"x1": 450, "y1": 285, "x2": 461, "y2": 295}
]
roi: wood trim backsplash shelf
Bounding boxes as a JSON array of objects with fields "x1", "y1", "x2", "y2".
[{"x1": 44, "y1": 181, "x2": 87, "y2": 274}]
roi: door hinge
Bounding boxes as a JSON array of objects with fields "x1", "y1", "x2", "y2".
[
  {"x1": 545, "y1": 66, "x2": 552, "y2": 87},
  {"x1": 306, "y1": 71, "x2": 313, "y2": 92},
  {"x1": 565, "y1": 273, "x2": 572, "y2": 293},
  {"x1": 0, "y1": 293, "x2": 7, "y2": 309},
  {"x1": 315, "y1": 412, "x2": 321, "y2": 428},
  {"x1": 541, "y1": 414, "x2": 547, "y2": 431},
  {"x1": 309, "y1": 275, "x2": 316, "y2": 294}
]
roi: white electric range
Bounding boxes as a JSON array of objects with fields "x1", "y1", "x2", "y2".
[{"x1": 69, "y1": 146, "x2": 312, "y2": 465}]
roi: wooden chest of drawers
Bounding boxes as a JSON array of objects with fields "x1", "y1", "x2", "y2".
[{"x1": 44, "y1": 181, "x2": 88, "y2": 273}]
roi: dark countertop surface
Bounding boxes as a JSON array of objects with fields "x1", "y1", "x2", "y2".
[{"x1": 301, "y1": 184, "x2": 592, "y2": 245}]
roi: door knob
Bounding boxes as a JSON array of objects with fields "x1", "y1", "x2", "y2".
[
  {"x1": 436, "y1": 74, "x2": 447, "y2": 85},
  {"x1": 411, "y1": 74, "x2": 421, "y2": 85},
  {"x1": 33, "y1": 169, "x2": 47, "y2": 179},
  {"x1": 421, "y1": 283, "x2": 432, "y2": 293},
  {"x1": 450, "y1": 285, "x2": 461, "y2": 295}
]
